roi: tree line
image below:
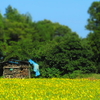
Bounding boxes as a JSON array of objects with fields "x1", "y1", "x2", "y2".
[{"x1": 0, "y1": 1, "x2": 100, "y2": 78}]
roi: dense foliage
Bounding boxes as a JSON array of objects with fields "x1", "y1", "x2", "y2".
[
  {"x1": 0, "y1": 2, "x2": 100, "y2": 77},
  {"x1": 86, "y1": 1, "x2": 100, "y2": 73}
]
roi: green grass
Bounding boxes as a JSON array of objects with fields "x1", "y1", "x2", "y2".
[
  {"x1": 82, "y1": 73, "x2": 100, "y2": 79},
  {"x1": 1, "y1": 73, "x2": 100, "y2": 79}
]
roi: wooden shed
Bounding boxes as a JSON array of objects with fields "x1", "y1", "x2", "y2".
[{"x1": 2, "y1": 60, "x2": 31, "y2": 78}]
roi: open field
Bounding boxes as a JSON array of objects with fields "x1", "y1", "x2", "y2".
[{"x1": 0, "y1": 78, "x2": 100, "y2": 100}]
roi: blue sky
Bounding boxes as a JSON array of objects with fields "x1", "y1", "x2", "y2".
[{"x1": 0, "y1": 0, "x2": 99, "y2": 38}]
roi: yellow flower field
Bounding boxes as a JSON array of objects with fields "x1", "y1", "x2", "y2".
[{"x1": 0, "y1": 78, "x2": 100, "y2": 100}]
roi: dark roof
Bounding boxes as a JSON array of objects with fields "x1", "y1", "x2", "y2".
[{"x1": 0, "y1": 60, "x2": 29, "y2": 65}]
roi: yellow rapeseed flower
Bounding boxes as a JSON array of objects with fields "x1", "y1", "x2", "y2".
[{"x1": 0, "y1": 78, "x2": 100, "y2": 100}]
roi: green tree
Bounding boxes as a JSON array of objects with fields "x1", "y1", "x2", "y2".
[
  {"x1": 0, "y1": 13, "x2": 4, "y2": 40},
  {"x1": 85, "y1": 1, "x2": 100, "y2": 31},
  {"x1": 33, "y1": 19, "x2": 71, "y2": 42},
  {"x1": 4, "y1": 5, "x2": 20, "y2": 21},
  {"x1": 86, "y1": 1, "x2": 100, "y2": 73},
  {"x1": 35, "y1": 31, "x2": 95, "y2": 78},
  {"x1": 0, "y1": 5, "x2": 35, "y2": 61}
]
